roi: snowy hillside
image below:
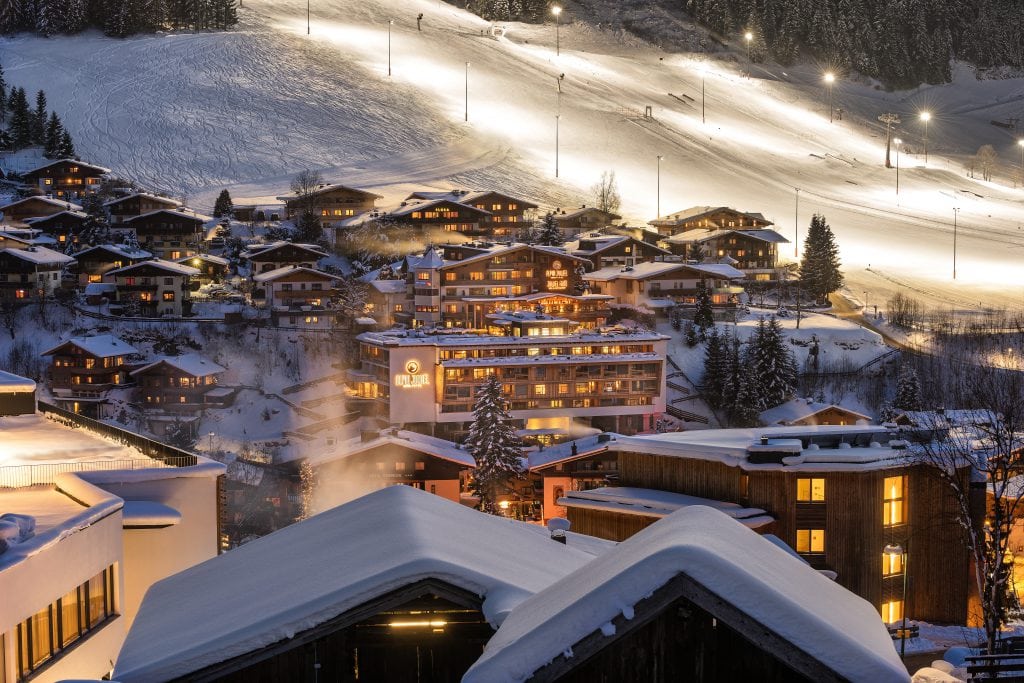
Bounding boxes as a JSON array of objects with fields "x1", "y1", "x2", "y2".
[{"x1": 3, "y1": 0, "x2": 1024, "y2": 309}]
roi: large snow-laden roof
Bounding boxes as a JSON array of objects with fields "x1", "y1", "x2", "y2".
[
  {"x1": 760, "y1": 398, "x2": 872, "y2": 426},
  {"x1": 357, "y1": 327, "x2": 668, "y2": 348},
  {"x1": 240, "y1": 240, "x2": 327, "y2": 259},
  {"x1": 0, "y1": 196, "x2": 84, "y2": 213},
  {"x1": 554, "y1": 206, "x2": 622, "y2": 221},
  {"x1": 559, "y1": 487, "x2": 774, "y2": 528},
  {"x1": 663, "y1": 227, "x2": 790, "y2": 244},
  {"x1": 130, "y1": 353, "x2": 225, "y2": 378},
  {"x1": 23, "y1": 209, "x2": 89, "y2": 225},
  {"x1": 275, "y1": 182, "x2": 383, "y2": 202},
  {"x1": 103, "y1": 192, "x2": 182, "y2": 208},
  {"x1": 584, "y1": 260, "x2": 744, "y2": 281},
  {"x1": 122, "y1": 207, "x2": 212, "y2": 223},
  {"x1": 73, "y1": 243, "x2": 152, "y2": 260},
  {"x1": 567, "y1": 234, "x2": 671, "y2": 256},
  {"x1": 0, "y1": 245, "x2": 75, "y2": 266},
  {"x1": 175, "y1": 253, "x2": 229, "y2": 266},
  {"x1": 369, "y1": 278, "x2": 407, "y2": 294},
  {"x1": 302, "y1": 429, "x2": 476, "y2": 469},
  {"x1": 0, "y1": 370, "x2": 36, "y2": 393},
  {"x1": 650, "y1": 205, "x2": 771, "y2": 226},
  {"x1": 406, "y1": 189, "x2": 539, "y2": 209},
  {"x1": 896, "y1": 409, "x2": 999, "y2": 429},
  {"x1": 21, "y1": 158, "x2": 112, "y2": 176},
  {"x1": 105, "y1": 258, "x2": 200, "y2": 277},
  {"x1": 463, "y1": 505, "x2": 909, "y2": 683},
  {"x1": 112, "y1": 485, "x2": 600, "y2": 683},
  {"x1": 41, "y1": 334, "x2": 139, "y2": 359},
  {"x1": 252, "y1": 264, "x2": 338, "y2": 283}
]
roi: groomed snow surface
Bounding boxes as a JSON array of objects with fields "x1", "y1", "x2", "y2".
[{"x1": 2, "y1": 0, "x2": 1023, "y2": 312}]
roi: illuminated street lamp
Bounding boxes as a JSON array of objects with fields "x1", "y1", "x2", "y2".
[
  {"x1": 656, "y1": 155, "x2": 664, "y2": 219},
  {"x1": 919, "y1": 111, "x2": 931, "y2": 163},
  {"x1": 1018, "y1": 139, "x2": 1024, "y2": 188},
  {"x1": 744, "y1": 31, "x2": 753, "y2": 60},
  {"x1": 893, "y1": 138, "x2": 902, "y2": 196},
  {"x1": 884, "y1": 543, "x2": 909, "y2": 660},
  {"x1": 307, "y1": 0, "x2": 310, "y2": 35},
  {"x1": 464, "y1": 62, "x2": 470, "y2": 122},
  {"x1": 824, "y1": 71, "x2": 836, "y2": 123},
  {"x1": 552, "y1": 6, "x2": 562, "y2": 56},
  {"x1": 555, "y1": 114, "x2": 560, "y2": 178}
]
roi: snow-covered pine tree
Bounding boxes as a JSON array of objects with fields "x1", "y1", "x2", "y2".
[
  {"x1": 464, "y1": 373, "x2": 524, "y2": 515},
  {"x1": 799, "y1": 213, "x2": 843, "y2": 305},
  {"x1": 750, "y1": 315, "x2": 797, "y2": 409},
  {"x1": 693, "y1": 278, "x2": 715, "y2": 332},
  {"x1": 0, "y1": 64, "x2": 7, "y2": 123},
  {"x1": 43, "y1": 111, "x2": 65, "y2": 158},
  {"x1": 8, "y1": 88, "x2": 32, "y2": 149},
  {"x1": 534, "y1": 212, "x2": 563, "y2": 246},
  {"x1": 213, "y1": 189, "x2": 234, "y2": 219},
  {"x1": 31, "y1": 90, "x2": 47, "y2": 145},
  {"x1": 700, "y1": 326, "x2": 725, "y2": 408},
  {"x1": 57, "y1": 129, "x2": 75, "y2": 158},
  {"x1": 0, "y1": 0, "x2": 25, "y2": 34},
  {"x1": 730, "y1": 362, "x2": 761, "y2": 427},
  {"x1": 36, "y1": 0, "x2": 61, "y2": 36},
  {"x1": 893, "y1": 365, "x2": 922, "y2": 412}
]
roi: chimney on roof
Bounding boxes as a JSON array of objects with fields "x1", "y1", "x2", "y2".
[
  {"x1": 760, "y1": 435, "x2": 769, "y2": 445},
  {"x1": 547, "y1": 517, "x2": 570, "y2": 545}
]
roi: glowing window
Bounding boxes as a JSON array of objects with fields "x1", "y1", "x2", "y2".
[
  {"x1": 884, "y1": 476, "x2": 906, "y2": 527},
  {"x1": 881, "y1": 599, "x2": 903, "y2": 624},
  {"x1": 797, "y1": 478, "x2": 826, "y2": 502},
  {"x1": 883, "y1": 551, "x2": 904, "y2": 577},
  {"x1": 796, "y1": 529, "x2": 825, "y2": 554}
]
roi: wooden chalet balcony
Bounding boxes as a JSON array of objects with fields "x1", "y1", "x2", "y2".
[{"x1": 119, "y1": 283, "x2": 160, "y2": 292}]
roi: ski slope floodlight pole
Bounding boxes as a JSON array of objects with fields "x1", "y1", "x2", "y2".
[
  {"x1": 1018, "y1": 139, "x2": 1024, "y2": 187},
  {"x1": 388, "y1": 20, "x2": 394, "y2": 77},
  {"x1": 465, "y1": 62, "x2": 470, "y2": 122},
  {"x1": 878, "y1": 112, "x2": 901, "y2": 168},
  {"x1": 894, "y1": 138, "x2": 902, "y2": 196},
  {"x1": 307, "y1": 0, "x2": 310, "y2": 35},
  {"x1": 823, "y1": 71, "x2": 836, "y2": 123},
  {"x1": 919, "y1": 111, "x2": 931, "y2": 163},
  {"x1": 552, "y1": 6, "x2": 562, "y2": 56},
  {"x1": 952, "y1": 207, "x2": 959, "y2": 280},
  {"x1": 743, "y1": 31, "x2": 753, "y2": 61},
  {"x1": 555, "y1": 114, "x2": 560, "y2": 178},
  {"x1": 656, "y1": 155, "x2": 664, "y2": 219},
  {"x1": 794, "y1": 187, "x2": 800, "y2": 257}
]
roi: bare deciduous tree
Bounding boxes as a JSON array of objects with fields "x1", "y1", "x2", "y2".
[
  {"x1": 975, "y1": 145, "x2": 999, "y2": 182},
  {"x1": 290, "y1": 169, "x2": 325, "y2": 216},
  {"x1": 591, "y1": 170, "x2": 621, "y2": 215}
]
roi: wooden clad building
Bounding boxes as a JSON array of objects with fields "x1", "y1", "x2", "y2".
[
  {"x1": 104, "y1": 193, "x2": 182, "y2": 224},
  {"x1": 278, "y1": 183, "x2": 382, "y2": 222},
  {"x1": 407, "y1": 190, "x2": 539, "y2": 239},
  {"x1": 122, "y1": 209, "x2": 209, "y2": 260},
  {"x1": 20, "y1": 159, "x2": 110, "y2": 199},
  {"x1": 0, "y1": 196, "x2": 83, "y2": 224},
  {"x1": 649, "y1": 205, "x2": 773, "y2": 236}
]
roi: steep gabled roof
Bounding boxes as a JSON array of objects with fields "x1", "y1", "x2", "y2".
[
  {"x1": 106, "y1": 258, "x2": 200, "y2": 277},
  {"x1": 175, "y1": 253, "x2": 229, "y2": 267},
  {"x1": 112, "y1": 486, "x2": 600, "y2": 683},
  {"x1": 241, "y1": 240, "x2": 327, "y2": 260},
  {"x1": 463, "y1": 505, "x2": 908, "y2": 683},
  {"x1": 252, "y1": 265, "x2": 339, "y2": 283},
  {"x1": 406, "y1": 189, "x2": 539, "y2": 209},
  {"x1": 42, "y1": 334, "x2": 140, "y2": 359},
  {"x1": 21, "y1": 158, "x2": 112, "y2": 176},
  {"x1": 0, "y1": 245, "x2": 75, "y2": 266},
  {"x1": 584, "y1": 261, "x2": 744, "y2": 281},
  {"x1": 275, "y1": 183, "x2": 383, "y2": 202},
  {"x1": 23, "y1": 210, "x2": 89, "y2": 225},
  {"x1": 555, "y1": 206, "x2": 622, "y2": 221},
  {"x1": 663, "y1": 228, "x2": 789, "y2": 245},
  {"x1": 650, "y1": 206, "x2": 772, "y2": 227},
  {"x1": 104, "y1": 193, "x2": 182, "y2": 208},
  {"x1": 760, "y1": 399, "x2": 872, "y2": 426},
  {"x1": 129, "y1": 353, "x2": 225, "y2": 378},
  {"x1": 122, "y1": 208, "x2": 211, "y2": 224},
  {"x1": 73, "y1": 244, "x2": 152, "y2": 261},
  {"x1": 0, "y1": 196, "x2": 84, "y2": 213}
]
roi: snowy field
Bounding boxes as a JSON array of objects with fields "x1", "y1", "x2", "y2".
[{"x1": 3, "y1": 0, "x2": 1024, "y2": 313}]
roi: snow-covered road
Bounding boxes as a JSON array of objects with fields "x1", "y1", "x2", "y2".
[{"x1": 3, "y1": 0, "x2": 1023, "y2": 309}]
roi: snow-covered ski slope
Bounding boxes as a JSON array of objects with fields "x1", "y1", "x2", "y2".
[{"x1": 3, "y1": 0, "x2": 1024, "y2": 309}]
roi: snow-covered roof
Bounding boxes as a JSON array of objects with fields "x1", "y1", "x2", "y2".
[
  {"x1": 106, "y1": 258, "x2": 200, "y2": 277},
  {"x1": 122, "y1": 208, "x2": 212, "y2": 223},
  {"x1": 760, "y1": 398, "x2": 872, "y2": 426},
  {"x1": 252, "y1": 265, "x2": 339, "y2": 283},
  {"x1": 584, "y1": 260, "x2": 744, "y2": 281},
  {"x1": 358, "y1": 327, "x2": 668, "y2": 348},
  {"x1": 0, "y1": 245, "x2": 75, "y2": 266},
  {"x1": 566, "y1": 234, "x2": 670, "y2": 256},
  {"x1": 175, "y1": 253, "x2": 229, "y2": 266},
  {"x1": 84, "y1": 282, "x2": 117, "y2": 295},
  {"x1": 241, "y1": 240, "x2": 327, "y2": 259},
  {"x1": 462, "y1": 505, "x2": 909, "y2": 683},
  {"x1": 41, "y1": 334, "x2": 139, "y2": 359},
  {"x1": 0, "y1": 196, "x2": 84, "y2": 213},
  {"x1": 112, "y1": 485, "x2": 601, "y2": 683},
  {"x1": 559, "y1": 487, "x2": 774, "y2": 528},
  {"x1": 896, "y1": 409, "x2": 999, "y2": 429},
  {"x1": 304, "y1": 429, "x2": 476, "y2": 469},
  {"x1": 416, "y1": 248, "x2": 445, "y2": 269},
  {"x1": 406, "y1": 189, "x2": 539, "y2": 209},
  {"x1": 369, "y1": 279, "x2": 407, "y2": 294},
  {"x1": 103, "y1": 192, "x2": 182, "y2": 208},
  {"x1": 0, "y1": 370, "x2": 36, "y2": 393},
  {"x1": 275, "y1": 183, "x2": 383, "y2": 202},
  {"x1": 73, "y1": 243, "x2": 152, "y2": 260},
  {"x1": 23, "y1": 209, "x2": 88, "y2": 224},
  {"x1": 649, "y1": 205, "x2": 771, "y2": 226},
  {"x1": 555, "y1": 206, "x2": 622, "y2": 221},
  {"x1": 130, "y1": 354, "x2": 225, "y2": 378},
  {"x1": 21, "y1": 158, "x2": 112, "y2": 175},
  {"x1": 663, "y1": 228, "x2": 790, "y2": 244}
]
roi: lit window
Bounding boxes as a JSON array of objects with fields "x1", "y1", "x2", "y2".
[
  {"x1": 797, "y1": 478, "x2": 826, "y2": 502},
  {"x1": 796, "y1": 529, "x2": 825, "y2": 554},
  {"x1": 395, "y1": 462, "x2": 405, "y2": 471},
  {"x1": 469, "y1": 272, "x2": 484, "y2": 281},
  {"x1": 881, "y1": 599, "x2": 903, "y2": 624},
  {"x1": 534, "y1": 384, "x2": 547, "y2": 395},
  {"x1": 417, "y1": 272, "x2": 431, "y2": 281},
  {"x1": 884, "y1": 476, "x2": 906, "y2": 527},
  {"x1": 883, "y1": 551, "x2": 904, "y2": 577},
  {"x1": 444, "y1": 272, "x2": 456, "y2": 282}
]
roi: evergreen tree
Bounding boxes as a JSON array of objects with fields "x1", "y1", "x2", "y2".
[
  {"x1": 464, "y1": 373, "x2": 524, "y2": 515},
  {"x1": 701, "y1": 326, "x2": 726, "y2": 409},
  {"x1": 31, "y1": 90, "x2": 47, "y2": 145},
  {"x1": 8, "y1": 88, "x2": 32, "y2": 149},
  {"x1": 0, "y1": 64, "x2": 7, "y2": 124},
  {"x1": 799, "y1": 213, "x2": 843, "y2": 305},
  {"x1": 57, "y1": 129, "x2": 76, "y2": 158},
  {"x1": 294, "y1": 210, "x2": 322, "y2": 244},
  {"x1": 693, "y1": 278, "x2": 715, "y2": 331},
  {"x1": 893, "y1": 365, "x2": 923, "y2": 412},
  {"x1": 0, "y1": 0, "x2": 26, "y2": 34},
  {"x1": 43, "y1": 111, "x2": 65, "y2": 158},
  {"x1": 534, "y1": 212, "x2": 563, "y2": 246},
  {"x1": 749, "y1": 316, "x2": 797, "y2": 409},
  {"x1": 213, "y1": 189, "x2": 234, "y2": 219}
]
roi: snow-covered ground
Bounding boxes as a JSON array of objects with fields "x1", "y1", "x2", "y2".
[{"x1": 3, "y1": 0, "x2": 1024, "y2": 312}]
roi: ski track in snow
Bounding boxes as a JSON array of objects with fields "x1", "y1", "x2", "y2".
[{"x1": 2, "y1": 0, "x2": 1024, "y2": 309}]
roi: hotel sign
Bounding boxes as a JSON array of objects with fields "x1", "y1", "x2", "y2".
[{"x1": 395, "y1": 359, "x2": 429, "y2": 388}]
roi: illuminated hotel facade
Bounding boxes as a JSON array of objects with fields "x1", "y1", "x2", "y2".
[{"x1": 348, "y1": 317, "x2": 669, "y2": 442}]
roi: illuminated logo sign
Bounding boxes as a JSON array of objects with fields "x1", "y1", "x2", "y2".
[{"x1": 395, "y1": 359, "x2": 429, "y2": 388}]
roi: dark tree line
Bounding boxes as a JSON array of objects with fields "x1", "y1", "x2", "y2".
[
  {"x1": 462, "y1": 0, "x2": 550, "y2": 22},
  {"x1": 0, "y1": 0, "x2": 237, "y2": 38},
  {"x1": 0, "y1": 65, "x2": 76, "y2": 157},
  {"x1": 683, "y1": 0, "x2": 1023, "y2": 88}
]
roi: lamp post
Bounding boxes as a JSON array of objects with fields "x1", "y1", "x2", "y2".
[
  {"x1": 464, "y1": 62, "x2": 470, "y2": 123},
  {"x1": 307, "y1": 0, "x2": 310, "y2": 35},
  {"x1": 824, "y1": 71, "x2": 835, "y2": 123},
  {"x1": 656, "y1": 155, "x2": 664, "y2": 219},
  {"x1": 920, "y1": 111, "x2": 931, "y2": 163},
  {"x1": 884, "y1": 543, "x2": 909, "y2": 660},
  {"x1": 207, "y1": 431, "x2": 215, "y2": 453},
  {"x1": 894, "y1": 138, "x2": 902, "y2": 196},
  {"x1": 794, "y1": 187, "x2": 800, "y2": 257},
  {"x1": 953, "y1": 207, "x2": 960, "y2": 280},
  {"x1": 554, "y1": 74, "x2": 564, "y2": 178},
  {"x1": 744, "y1": 31, "x2": 753, "y2": 60},
  {"x1": 387, "y1": 20, "x2": 394, "y2": 77},
  {"x1": 555, "y1": 114, "x2": 560, "y2": 178},
  {"x1": 552, "y1": 6, "x2": 562, "y2": 56},
  {"x1": 1017, "y1": 139, "x2": 1024, "y2": 188}
]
